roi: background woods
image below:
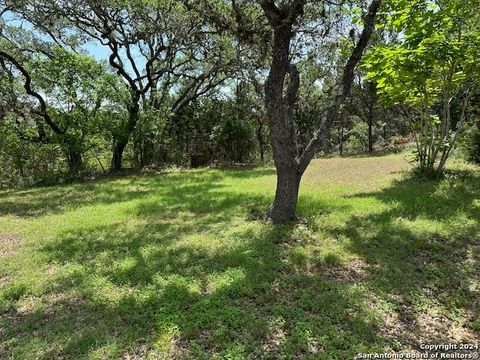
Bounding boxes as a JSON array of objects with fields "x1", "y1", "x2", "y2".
[{"x1": 1, "y1": 0, "x2": 480, "y2": 221}]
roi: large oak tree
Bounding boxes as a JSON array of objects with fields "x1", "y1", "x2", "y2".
[{"x1": 259, "y1": 0, "x2": 382, "y2": 223}]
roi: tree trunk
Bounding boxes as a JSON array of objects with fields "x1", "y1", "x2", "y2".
[
  {"x1": 263, "y1": 21, "x2": 301, "y2": 223},
  {"x1": 67, "y1": 149, "x2": 84, "y2": 175},
  {"x1": 339, "y1": 125, "x2": 344, "y2": 156},
  {"x1": 110, "y1": 101, "x2": 140, "y2": 171},
  {"x1": 366, "y1": 81, "x2": 376, "y2": 153},
  {"x1": 268, "y1": 166, "x2": 301, "y2": 223},
  {"x1": 437, "y1": 151, "x2": 448, "y2": 174},
  {"x1": 368, "y1": 115, "x2": 374, "y2": 153},
  {"x1": 257, "y1": 120, "x2": 265, "y2": 162},
  {"x1": 260, "y1": 0, "x2": 381, "y2": 224},
  {"x1": 111, "y1": 141, "x2": 126, "y2": 172}
]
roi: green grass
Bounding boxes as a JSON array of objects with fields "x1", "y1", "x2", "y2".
[{"x1": 0, "y1": 153, "x2": 478, "y2": 359}]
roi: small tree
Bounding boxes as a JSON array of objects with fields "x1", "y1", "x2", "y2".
[
  {"x1": 364, "y1": 0, "x2": 480, "y2": 176},
  {"x1": 461, "y1": 120, "x2": 480, "y2": 165},
  {"x1": 211, "y1": 117, "x2": 255, "y2": 164},
  {"x1": 0, "y1": 40, "x2": 122, "y2": 177}
]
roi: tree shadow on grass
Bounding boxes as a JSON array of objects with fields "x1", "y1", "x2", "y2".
[
  {"x1": 332, "y1": 171, "x2": 480, "y2": 348},
  {"x1": 4, "y1": 227, "x2": 383, "y2": 359},
  {"x1": 0, "y1": 167, "x2": 276, "y2": 218}
]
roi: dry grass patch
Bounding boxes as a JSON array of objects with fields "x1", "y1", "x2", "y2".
[
  {"x1": 0, "y1": 233, "x2": 23, "y2": 257},
  {"x1": 303, "y1": 155, "x2": 411, "y2": 191},
  {"x1": 322, "y1": 258, "x2": 370, "y2": 284}
]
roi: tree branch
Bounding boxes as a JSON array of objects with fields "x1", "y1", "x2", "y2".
[
  {"x1": 297, "y1": 0, "x2": 382, "y2": 174},
  {"x1": 0, "y1": 50, "x2": 64, "y2": 135}
]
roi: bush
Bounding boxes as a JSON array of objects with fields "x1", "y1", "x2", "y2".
[
  {"x1": 345, "y1": 122, "x2": 368, "y2": 154},
  {"x1": 460, "y1": 122, "x2": 480, "y2": 165},
  {"x1": 211, "y1": 119, "x2": 255, "y2": 163}
]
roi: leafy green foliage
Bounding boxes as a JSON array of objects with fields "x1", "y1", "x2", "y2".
[
  {"x1": 363, "y1": 0, "x2": 480, "y2": 174},
  {"x1": 460, "y1": 121, "x2": 480, "y2": 165},
  {"x1": 0, "y1": 40, "x2": 128, "y2": 183},
  {"x1": 31, "y1": 47, "x2": 125, "y2": 157},
  {"x1": 345, "y1": 121, "x2": 369, "y2": 154},
  {"x1": 211, "y1": 118, "x2": 255, "y2": 164}
]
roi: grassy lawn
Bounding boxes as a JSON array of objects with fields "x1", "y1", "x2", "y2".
[{"x1": 0, "y1": 154, "x2": 478, "y2": 359}]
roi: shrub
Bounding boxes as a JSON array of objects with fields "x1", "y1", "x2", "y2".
[
  {"x1": 345, "y1": 122, "x2": 368, "y2": 154},
  {"x1": 459, "y1": 122, "x2": 480, "y2": 165},
  {"x1": 211, "y1": 119, "x2": 255, "y2": 163}
]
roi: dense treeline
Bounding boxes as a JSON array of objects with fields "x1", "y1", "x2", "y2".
[{"x1": 1, "y1": 0, "x2": 479, "y2": 221}]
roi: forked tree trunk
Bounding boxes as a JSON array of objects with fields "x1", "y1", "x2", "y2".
[
  {"x1": 263, "y1": 19, "x2": 301, "y2": 222},
  {"x1": 261, "y1": 0, "x2": 382, "y2": 224}
]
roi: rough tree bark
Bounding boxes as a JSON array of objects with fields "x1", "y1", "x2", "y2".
[
  {"x1": 261, "y1": 0, "x2": 304, "y2": 223},
  {"x1": 260, "y1": 0, "x2": 382, "y2": 223}
]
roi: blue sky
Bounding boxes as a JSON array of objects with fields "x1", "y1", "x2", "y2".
[
  {"x1": 83, "y1": 42, "x2": 111, "y2": 63},
  {"x1": 3, "y1": 11, "x2": 145, "y2": 78}
]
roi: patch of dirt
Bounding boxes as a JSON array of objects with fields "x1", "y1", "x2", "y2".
[
  {"x1": 0, "y1": 275, "x2": 12, "y2": 287},
  {"x1": 380, "y1": 304, "x2": 412, "y2": 346},
  {"x1": 323, "y1": 258, "x2": 370, "y2": 284},
  {"x1": 3, "y1": 292, "x2": 86, "y2": 329},
  {"x1": 16, "y1": 295, "x2": 39, "y2": 315},
  {"x1": 0, "y1": 292, "x2": 102, "y2": 359},
  {"x1": 169, "y1": 330, "x2": 212, "y2": 360},
  {"x1": 416, "y1": 310, "x2": 478, "y2": 344},
  {"x1": 262, "y1": 327, "x2": 286, "y2": 354},
  {"x1": 122, "y1": 340, "x2": 163, "y2": 360},
  {"x1": 0, "y1": 233, "x2": 23, "y2": 257},
  {"x1": 21, "y1": 210, "x2": 47, "y2": 217},
  {"x1": 374, "y1": 295, "x2": 480, "y2": 353}
]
